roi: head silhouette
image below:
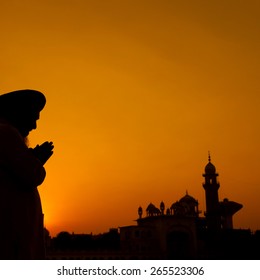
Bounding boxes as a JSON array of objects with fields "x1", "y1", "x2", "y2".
[{"x1": 0, "y1": 89, "x2": 46, "y2": 137}]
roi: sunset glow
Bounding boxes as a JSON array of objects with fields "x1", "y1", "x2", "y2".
[{"x1": 1, "y1": 0, "x2": 260, "y2": 236}]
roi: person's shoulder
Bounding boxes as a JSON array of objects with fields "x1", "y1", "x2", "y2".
[
  {"x1": 0, "y1": 121, "x2": 17, "y2": 132},
  {"x1": 0, "y1": 121, "x2": 22, "y2": 140}
]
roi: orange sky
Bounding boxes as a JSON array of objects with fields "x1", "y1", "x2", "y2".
[{"x1": 1, "y1": 0, "x2": 260, "y2": 236}]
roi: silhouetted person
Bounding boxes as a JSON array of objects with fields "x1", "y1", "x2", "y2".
[{"x1": 0, "y1": 89, "x2": 54, "y2": 259}]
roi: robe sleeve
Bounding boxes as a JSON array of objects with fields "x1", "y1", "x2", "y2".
[{"x1": 0, "y1": 124, "x2": 46, "y2": 189}]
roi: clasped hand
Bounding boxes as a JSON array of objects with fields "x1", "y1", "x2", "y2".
[{"x1": 32, "y1": 141, "x2": 54, "y2": 165}]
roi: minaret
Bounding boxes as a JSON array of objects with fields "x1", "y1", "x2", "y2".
[
  {"x1": 138, "y1": 206, "x2": 143, "y2": 219},
  {"x1": 202, "y1": 153, "x2": 221, "y2": 231},
  {"x1": 160, "y1": 201, "x2": 165, "y2": 215}
]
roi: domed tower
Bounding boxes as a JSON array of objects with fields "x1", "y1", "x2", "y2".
[
  {"x1": 160, "y1": 201, "x2": 165, "y2": 215},
  {"x1": 203, "y1": 153, "x2": 221, "y2": 231},
  {"x1": 138, "y1": 206, "x2": 143, "y2": 219},
  {"x1": 179, "y1": 192, "x2": 199, "y2": 217}
]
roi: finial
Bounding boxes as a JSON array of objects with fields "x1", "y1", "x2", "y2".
[
  {"x1": 208, "y1": 151, "x2": 211, "y2": 162},
  {"x1": 186, "y1": 190, "x2": 188, "y2": 195}
]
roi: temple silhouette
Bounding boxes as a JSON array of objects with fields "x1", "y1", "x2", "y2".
[{"x1": 46, "y1": 155, "x2": 260, "y2": 259}]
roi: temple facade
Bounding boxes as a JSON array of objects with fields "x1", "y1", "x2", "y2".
[{"x1": 120, "y1": 155, "x2": 244, "y2": 259}]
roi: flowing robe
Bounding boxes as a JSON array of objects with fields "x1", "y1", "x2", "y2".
[{"x1": 0, "y1": 120, "x2": 46, "y2": 259}]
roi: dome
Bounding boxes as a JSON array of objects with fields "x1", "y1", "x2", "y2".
[
  {"x1": 179, "y1": 193, "x2": 198, "y2": 205},
  {"x1": 146, "y1": 203, "x2": 156, "y2": 212},
  {"x1": 205, "y1": 161, "x2": 216, "y2": 174},
  {"x1": 146, "y1": 203, "x2": 161, "y2": 216}
]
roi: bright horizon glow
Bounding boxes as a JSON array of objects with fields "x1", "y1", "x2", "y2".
[{"x1": 1, "y1": 0, "x2": 260, "y2": 237}]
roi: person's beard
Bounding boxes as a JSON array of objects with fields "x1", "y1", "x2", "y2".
[{"x1": 24, "y1": 136, "x2": 29, "y2": 147}]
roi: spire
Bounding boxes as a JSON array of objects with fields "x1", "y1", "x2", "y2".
[{"x1": 204, "y1": 152, "x2": 217, "y2": 175}]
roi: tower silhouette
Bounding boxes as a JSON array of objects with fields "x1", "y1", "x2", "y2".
[{"x1": 202, "y1": 153, "x2": 221, "y2": 231}]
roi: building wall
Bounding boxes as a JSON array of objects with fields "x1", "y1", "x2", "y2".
[{"x1": 120, "y1": 216, "x2": 197, "y2": 259}]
